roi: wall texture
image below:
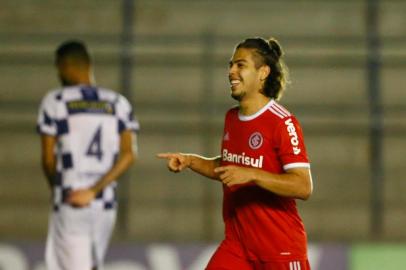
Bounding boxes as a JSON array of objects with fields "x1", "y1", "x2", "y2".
[{"x1": 0, "y1": 0, "x2": 405, "y2": 243}]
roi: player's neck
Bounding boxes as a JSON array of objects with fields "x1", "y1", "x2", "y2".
[
  {"x1": 73, "y1": 72, "x2": 95, "y2": 86},
  {"x1": 239, "y1": 95, "x2": 271, "y2": 116}
]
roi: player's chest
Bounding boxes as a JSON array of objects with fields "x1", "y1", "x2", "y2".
[{"x1": 221, "y1": 119, "x2": 274, "y2": 155}]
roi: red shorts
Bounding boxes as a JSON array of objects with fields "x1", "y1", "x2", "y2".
[{"x1": 206, "y1": 240, "x2": 311, "y2": 270}]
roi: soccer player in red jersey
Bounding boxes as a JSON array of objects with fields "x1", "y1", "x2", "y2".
[{"x1": 158, "y1": 37, "x2": 313, "y2": 270}]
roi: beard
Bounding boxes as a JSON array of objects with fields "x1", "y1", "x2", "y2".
[
  {"x1": 231, "y1": 88, "x2": 245, "y2": 101},
  {"x1": 231, "y1": 92, "x2": 242, "y2": 101}
]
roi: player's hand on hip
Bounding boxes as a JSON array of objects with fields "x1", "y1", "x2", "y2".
[
  {"x1": 214, "y1": 165, "x2": 254, "y2": 187},
  {"x1": 66, "y1": 189, "x2": 95, "y2": 207},
  {"x1": 156, "y1": 152, "x2": 190, "y2": 173}
]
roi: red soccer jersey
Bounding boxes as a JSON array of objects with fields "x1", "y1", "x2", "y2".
[{"x1": 220, "y1": 99, "x2": 310, "y2": 262}]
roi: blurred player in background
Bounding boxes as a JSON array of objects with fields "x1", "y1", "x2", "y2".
[
  {"x1": 37, "y1": 40, "x2": 139, "y2": 270},
  {"x1": 158, "y1": 37, "x2": 313, "y2": 270}
]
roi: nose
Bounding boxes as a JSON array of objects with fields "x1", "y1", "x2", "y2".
[{"x1": 228, "y1": 64, "x2": 236, "y2": 77}]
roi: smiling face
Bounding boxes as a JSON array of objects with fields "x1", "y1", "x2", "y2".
[{"x1": 228, "y1": 48, "x2": 269, "y2": 101}]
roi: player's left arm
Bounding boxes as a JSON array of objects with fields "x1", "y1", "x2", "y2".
[
  {"x1": 214, "y1": 166, "x2": 312, "y2": 200},
  {"x1": 41, "y1": 134, "x2": 57, "y2": 189},
  {"x1": 255, "y1": 167, "x2": 313, "y2": 200},
  {"x1": 67, "y1": 130, "x2": 136, "y2": 207}
]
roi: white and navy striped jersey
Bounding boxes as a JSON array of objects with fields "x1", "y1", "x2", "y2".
[{"x1": 37, "y1": 85, "x2": 139, "y2": 210}]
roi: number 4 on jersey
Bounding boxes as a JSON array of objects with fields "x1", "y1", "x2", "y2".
[{"x1": 86, "y1": 125, "x2": 103, "y2": 161}]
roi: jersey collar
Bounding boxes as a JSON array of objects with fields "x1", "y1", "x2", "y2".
[{"x1": 238, "y1": 99, "x2": 274, "y2": 121}]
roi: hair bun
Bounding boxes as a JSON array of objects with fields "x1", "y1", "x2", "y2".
[{"x1": 267, "y1": 38, "x2": 283, "y2": 60}]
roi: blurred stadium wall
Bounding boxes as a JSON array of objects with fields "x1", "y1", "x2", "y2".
[{"x1": 0, "y1": 0, "x2": 405, "y2": 269}]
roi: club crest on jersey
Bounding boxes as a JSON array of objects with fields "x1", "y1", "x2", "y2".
[{"x1": 248, "y1": 132, "x2": 263, "y2": 150}]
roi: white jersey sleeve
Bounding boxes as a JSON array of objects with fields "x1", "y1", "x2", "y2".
[
  {"x1": 37, "y1": 90, "x2": 62, "y2": 136},
  {"x1": 116, "y1": 94, "x2": 140, "y2": 133}
]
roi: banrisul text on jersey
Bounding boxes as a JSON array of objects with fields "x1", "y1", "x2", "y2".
[{"x1": 222, "y1": 149, "x2": 264, "y2": 168}]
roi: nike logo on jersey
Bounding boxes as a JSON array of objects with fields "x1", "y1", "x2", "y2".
[
  {"x1": 285, "y1": 118, "x2": 301, "y2": 155},
  {"x1": 222, "y1": 149, "x2": 263, "y2": 168},
  {"x1": 223, "y1": 132, "x2": 230, "y2": 141}
]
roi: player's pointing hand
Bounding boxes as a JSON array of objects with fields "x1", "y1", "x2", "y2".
[{"x1": 157, "y1": 152, "x2": 191, "y2": 173}]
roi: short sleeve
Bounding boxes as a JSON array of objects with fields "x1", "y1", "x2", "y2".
[
  {"x1": 116, "y1": 95, "x2": 140, "y2": 133},
  {"x1": 37, "y1": 92, "x2": 58, "y2": 136},
  {"x1": 274, "y1": 116, "x2": 310, "y2": 171}
]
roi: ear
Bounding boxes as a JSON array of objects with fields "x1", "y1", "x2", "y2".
[{"x1": 259, "y1": 65, "x2": 271, "y2": 81}]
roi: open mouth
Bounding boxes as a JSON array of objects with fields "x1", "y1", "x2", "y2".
[{"x1": 230, "y1": 79, "x2": 241, "y2": 87}]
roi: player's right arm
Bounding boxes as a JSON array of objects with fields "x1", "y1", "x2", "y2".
[
  {"x1": 157, "y1": 153, "x2": 221, "y2": 180},
  {"x1": 41, "y1": 134, "x2": 57, "y2": 189},
  {"x1": 37, "y1": 91, "x2": 59, "y2": 190}
]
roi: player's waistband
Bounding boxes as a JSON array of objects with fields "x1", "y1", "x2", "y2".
[{"x1": 53, "y1": 186, "x2": 116, "y2": 211}]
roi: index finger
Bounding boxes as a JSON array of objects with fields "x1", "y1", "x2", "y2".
[{"x1": 156, "y1": 152, "x2": 175, "y2": 159}]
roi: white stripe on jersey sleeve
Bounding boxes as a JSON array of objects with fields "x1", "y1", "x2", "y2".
[
  {"x1": 39, "y1": 125, "x2": 57, "y2": 135},
  {"x1": 290, "y1": 261, "x2": 296, "y2": 270},
  {"x1": 268, "y1": 107, "x2": 286, "y2": 119},
  {"x1": 267, "y1": 99, "x2": 292, "y2": 119},
  {"x1": 127, "y1": 121, "x2": 140, "y2": 131},
  {"x1": 272, "y1": 101, "x2": 291, "y2": 116},
  {"x1": 283, "y1": 162, "x2": 310, "y2": 170},
  {"x1": 98, "y1": 88, "x2": 119, "y2": 102},
  {"x1": 270, "y1": 103, "x2": 289, "y2": 118}
]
